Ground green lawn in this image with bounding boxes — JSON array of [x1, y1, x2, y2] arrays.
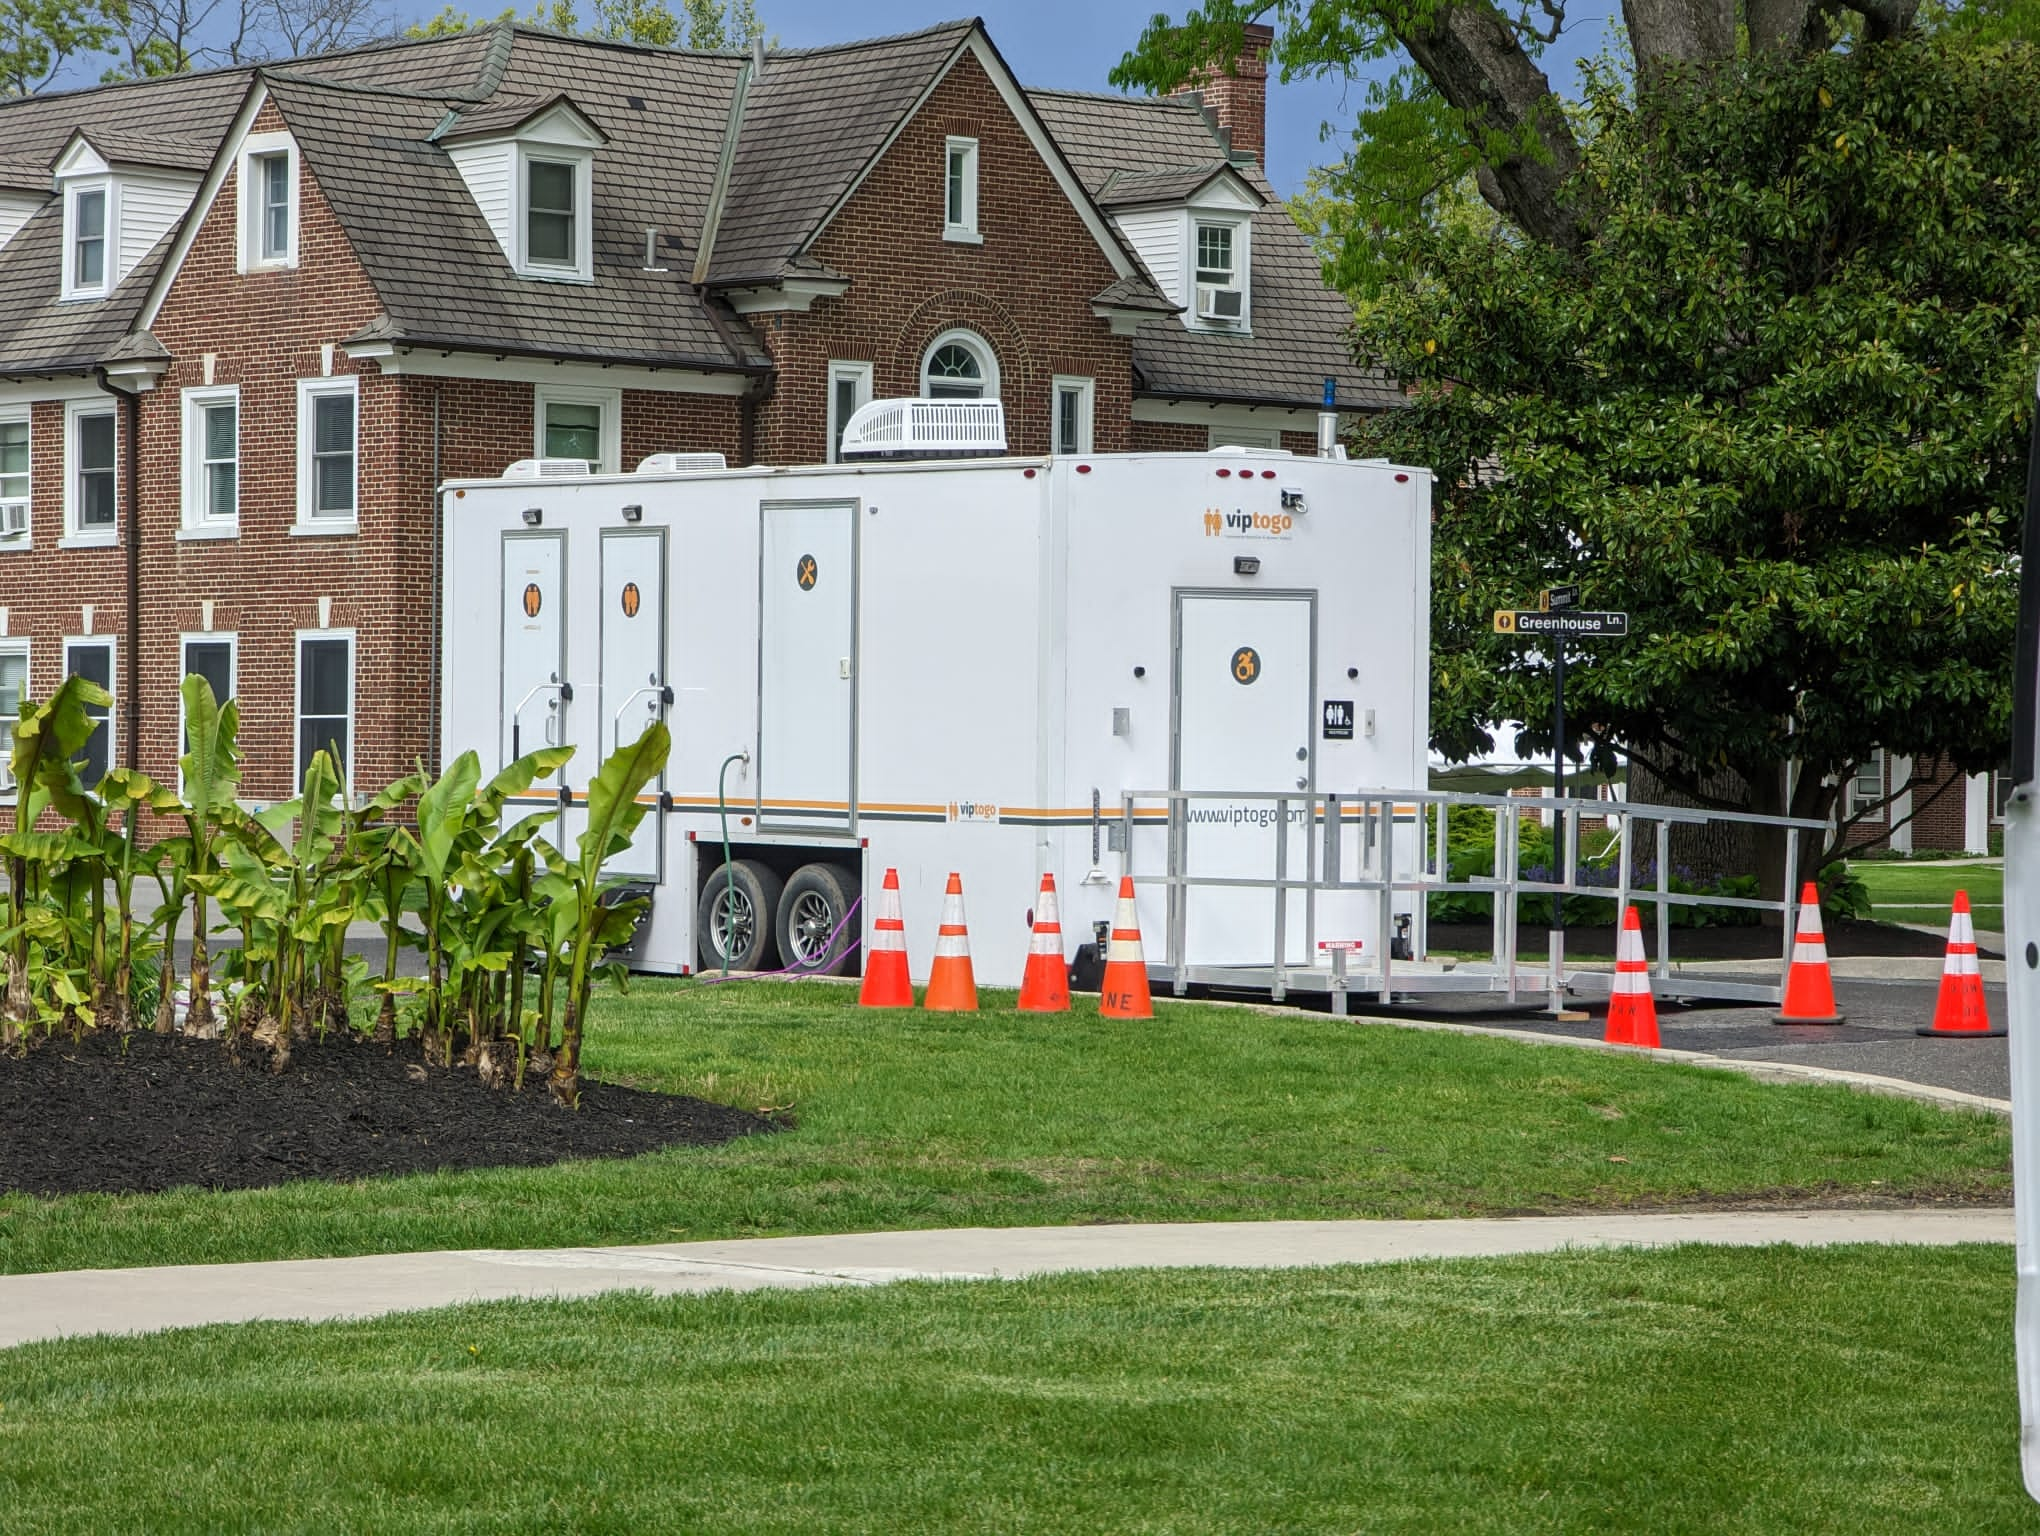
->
[[0, 1245, 2023, 1532], [1854, 859, 2003, 929], [0, 983, 2007, 1276]]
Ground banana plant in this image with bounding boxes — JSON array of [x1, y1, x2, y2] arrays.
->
[[98, 768, 183, 1033], [177, 676, 241, 1040], [0, 675, 109, 1047], [545, 721, 668, 1108], [347, 770, 428, 1048]]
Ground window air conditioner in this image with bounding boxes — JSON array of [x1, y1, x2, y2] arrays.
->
[[0, 502, 24, 538], [1196, 285, 1244, 322]]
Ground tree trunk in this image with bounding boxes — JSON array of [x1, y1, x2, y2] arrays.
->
[[1620, 0, 1735, 71], [1396, 2, 1587, 252]]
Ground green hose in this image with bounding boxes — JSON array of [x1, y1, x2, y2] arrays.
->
[[715, 750, 750, 976]]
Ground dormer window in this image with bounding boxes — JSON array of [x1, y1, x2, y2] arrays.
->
[[1190, 216, 1249, 330], [64, 183, 112, 300], [438, 96, 604, 286], [525, 158, 577, 269]]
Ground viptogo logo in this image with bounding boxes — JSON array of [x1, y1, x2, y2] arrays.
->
[[1203, 507, 1294, 539]]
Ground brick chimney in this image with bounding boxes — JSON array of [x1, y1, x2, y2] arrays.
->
[[1170, 22, 1272, 164]]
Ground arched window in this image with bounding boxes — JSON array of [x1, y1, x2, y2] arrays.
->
[[920, 329, 1000, 401]]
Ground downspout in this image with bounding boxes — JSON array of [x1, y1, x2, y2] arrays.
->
[[93, 367, 141, 772], [739, 372, 774, 468], [429, 379, 443, 769]]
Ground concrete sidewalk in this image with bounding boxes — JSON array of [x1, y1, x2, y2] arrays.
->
[[0, 1210, 2010, 1351]]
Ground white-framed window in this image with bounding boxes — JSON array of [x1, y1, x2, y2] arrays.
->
[[1994, 769, 2014, 822], [0, 410, 28, 545], [296, 376, 358, 528], [921, 329, 999, 401], [62, 637, 114, 789], [1848, 749, 1885, 815], [534, 384, 619, 473], [518, 149, 593, 282], [1189, 216, 1250, 330], [238, 132, 299, 271], [178, 634, 236, 786], [296, 629, 354, 788], [62, 182, 113, 300], [180, 385, 239, 531], [827, 361, 874, 463], [1052, 376, 1094, 456], [943, 136, 980, 243], [63, 399, 117, 543], [0, 641, 26, 794]]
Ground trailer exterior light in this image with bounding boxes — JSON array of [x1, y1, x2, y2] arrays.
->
[[521, 507, 543, 526], [621, 503, 644, 523], [1234, 556, 1261, 576], [1280, 487, 1306, 511]]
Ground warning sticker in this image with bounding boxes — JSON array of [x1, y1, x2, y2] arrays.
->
[[1231, 646, 1260, 685], [796, 554, 819, 590]]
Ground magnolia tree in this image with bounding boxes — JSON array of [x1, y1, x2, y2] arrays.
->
[[1349, 35, 2037, 885]]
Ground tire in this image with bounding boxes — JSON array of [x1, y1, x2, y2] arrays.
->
[[776, 864, 862, 977], [697, 859, 782, 973]]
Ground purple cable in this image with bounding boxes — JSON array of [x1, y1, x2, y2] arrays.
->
[[698, 893, 865, 985]]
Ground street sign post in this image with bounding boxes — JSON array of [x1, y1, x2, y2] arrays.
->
[[1492, 602, 1631, 1020]]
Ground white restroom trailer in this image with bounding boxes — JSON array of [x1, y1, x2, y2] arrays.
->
[[436, 417, 1433, 991]]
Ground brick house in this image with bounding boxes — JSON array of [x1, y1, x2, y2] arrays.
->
[[1838, 751, 2005, 855], [0, 19, 1385, 802]]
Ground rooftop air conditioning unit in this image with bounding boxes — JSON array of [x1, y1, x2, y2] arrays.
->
[[503, 458, 593, 479], [0, 501, 24, 538], [1196, 284, 1244, 323], [839, 398, 1007, 459], [635, 452, 728, 474]]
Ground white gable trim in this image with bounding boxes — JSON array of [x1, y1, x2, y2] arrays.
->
[[803, 27, 1137, 284], [1186, 171, 1262, 212], [51, 135, 111, 182], [137, 79, 272, 333]]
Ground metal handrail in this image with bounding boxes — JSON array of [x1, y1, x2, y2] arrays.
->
[[1116, 784, 1830, 1006]]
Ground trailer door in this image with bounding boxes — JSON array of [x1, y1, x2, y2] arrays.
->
[[500, 531, 567, 775], [601, 527, 667, 879], [759, 500, 856, 832], [1174, 590, 1315, 966]]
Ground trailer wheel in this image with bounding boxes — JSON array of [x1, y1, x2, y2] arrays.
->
[[776, 864, 862, 977], [698, 859, 782, 973]]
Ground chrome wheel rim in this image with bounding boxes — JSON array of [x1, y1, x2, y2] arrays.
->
[[712, 888, 755, 961], [789, 890, 836, 966]]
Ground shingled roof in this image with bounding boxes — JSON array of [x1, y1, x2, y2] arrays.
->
[[705, 21, 975, 286], [1030, 87, 1398, 413], [0, 22, 1385, 411], [269, 31, 766, 372], [0, 68, 251, 376]]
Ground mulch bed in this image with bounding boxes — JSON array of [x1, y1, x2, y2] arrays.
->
[[1428, 915, 1978, 961], [0, 1031, 776, 1199]]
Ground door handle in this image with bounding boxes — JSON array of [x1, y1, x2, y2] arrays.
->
[[839, 657, 852, 680]]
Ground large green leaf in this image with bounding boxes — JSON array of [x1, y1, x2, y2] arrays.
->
[[479, 747, 576, 816], [574, 722, 669, 878], [416, 752, 482, 883], [178, 678, 240, 829]]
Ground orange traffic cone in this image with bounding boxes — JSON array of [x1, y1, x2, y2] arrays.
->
[[1099, 876, 1153, 1019], [1919, 890, 2003, 1037], [922, 872, 978, 1013], [1604, 904, 1660, 1049], [1017, 873, 1071, 1013], [1774, 882, 1844, 1025], [858, 867, 914, 1008]]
